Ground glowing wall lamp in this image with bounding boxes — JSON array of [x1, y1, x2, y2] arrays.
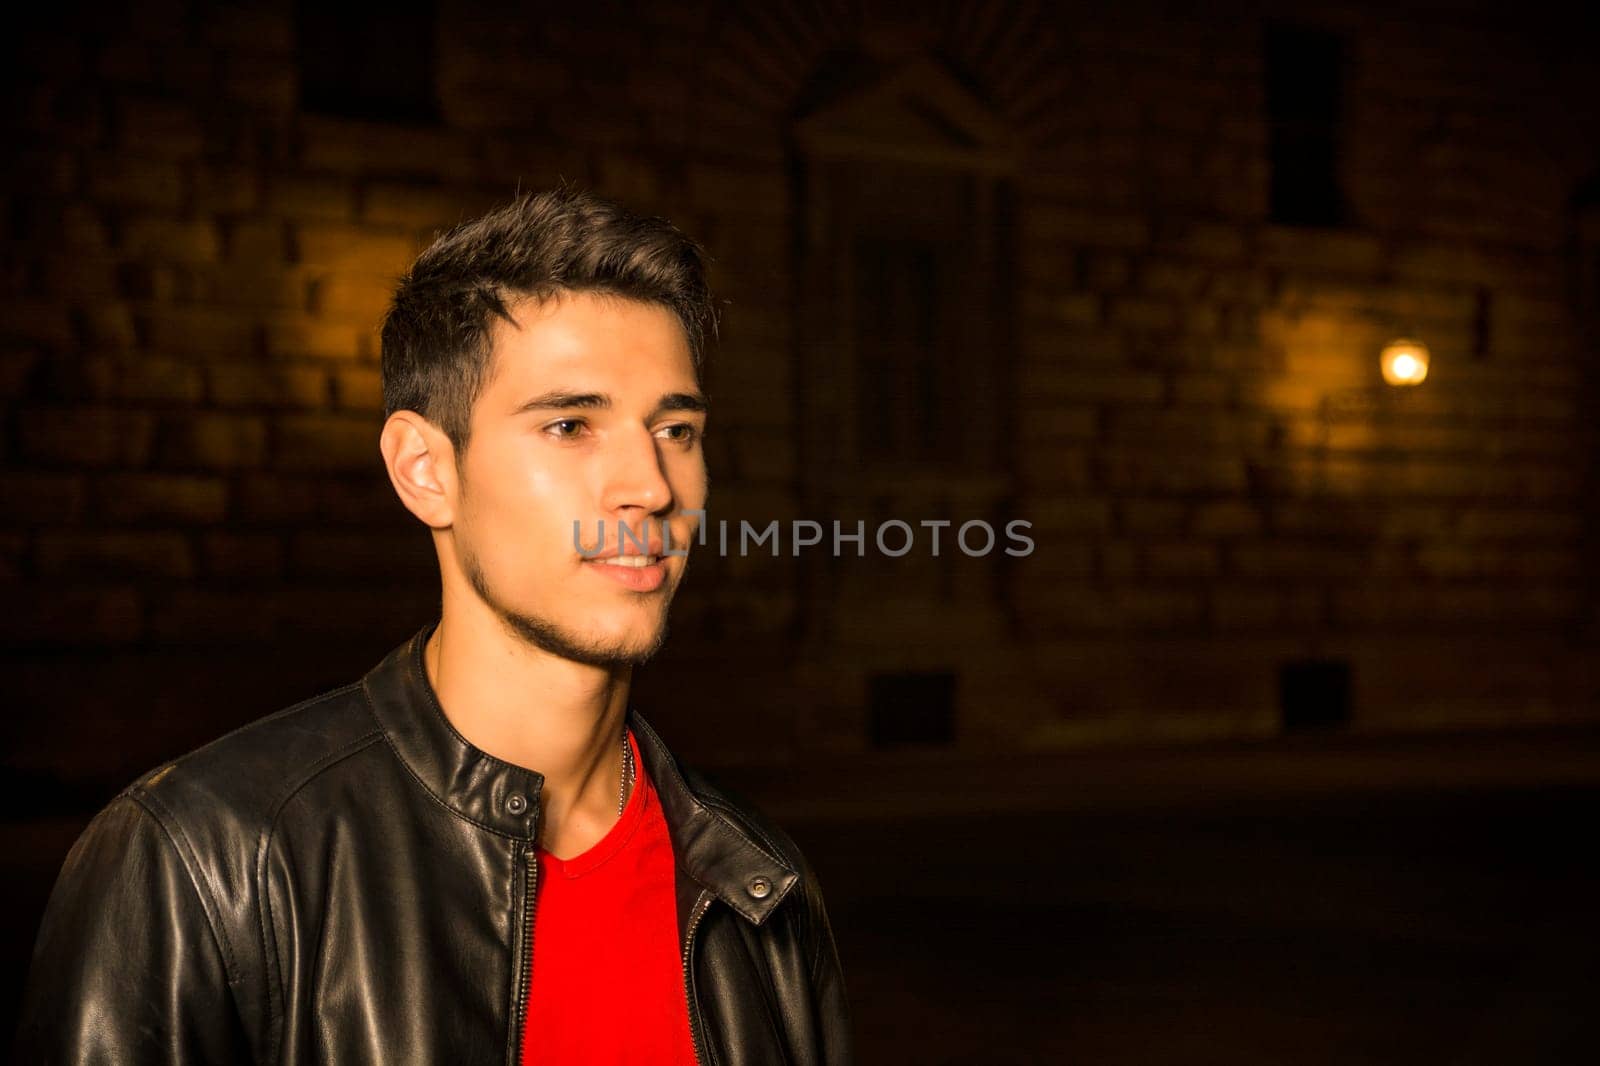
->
[[1380, 337, 1430, 386]]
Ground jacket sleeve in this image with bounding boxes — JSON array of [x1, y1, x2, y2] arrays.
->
[[12, 792, 252, 1065], [805, 869, 855, 1066]]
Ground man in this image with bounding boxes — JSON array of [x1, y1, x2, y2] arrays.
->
[[15, 186, 853, 1064]]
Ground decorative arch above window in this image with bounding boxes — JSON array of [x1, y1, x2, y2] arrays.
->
[[790, 54, 1019, 485]]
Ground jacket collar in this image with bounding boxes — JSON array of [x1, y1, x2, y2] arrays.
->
[[361, 619, 797, 925]]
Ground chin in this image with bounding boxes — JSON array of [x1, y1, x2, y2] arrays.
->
[[568, 609, 669, 657], [581, 637, 666, 669], [602, 626, 668, 661]]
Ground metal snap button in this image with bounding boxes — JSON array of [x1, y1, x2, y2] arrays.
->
[[747, 875, 771, 899], [506, 793, 527, 815]]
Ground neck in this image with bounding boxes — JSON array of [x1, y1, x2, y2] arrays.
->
[[422, 607, 632, 858]]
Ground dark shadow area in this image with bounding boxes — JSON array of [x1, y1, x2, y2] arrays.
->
[[777, 737, 1600, 1064]]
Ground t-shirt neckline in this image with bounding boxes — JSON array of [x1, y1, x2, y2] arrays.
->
[[535, 727, 651, 879]]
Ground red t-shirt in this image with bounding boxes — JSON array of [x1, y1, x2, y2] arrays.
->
[[520, 727, 700, 1065]]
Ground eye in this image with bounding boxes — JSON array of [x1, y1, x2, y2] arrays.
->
[[544, 417, 587, 440], [657, 422, 700, 444]]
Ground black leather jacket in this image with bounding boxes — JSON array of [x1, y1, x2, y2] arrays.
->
[[14, 620, 853, 1064]]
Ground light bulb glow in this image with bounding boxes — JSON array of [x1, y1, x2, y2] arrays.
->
[[1381, 338, 1430, 386]]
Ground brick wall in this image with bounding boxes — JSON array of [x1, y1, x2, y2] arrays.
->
[[1008, 3, 1600, 745], [2, 0, 1597, 793]]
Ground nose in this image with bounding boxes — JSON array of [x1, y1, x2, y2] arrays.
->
[[599, 425, 674, 525]]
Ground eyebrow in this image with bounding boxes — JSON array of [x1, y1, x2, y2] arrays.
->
[[511, 390, 709, 418]]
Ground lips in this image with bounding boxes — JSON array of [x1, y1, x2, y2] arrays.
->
[[582, 550, 667, 591], [581, 530, 666, 564], [576, 524, 678, 591], [589, 554, 661, 568]]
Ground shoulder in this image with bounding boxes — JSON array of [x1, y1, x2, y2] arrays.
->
[[122, 679, 385, 846], [679, 762, 824, 886], [25, 684, 381, 1059], [679, 763, 845, 982]]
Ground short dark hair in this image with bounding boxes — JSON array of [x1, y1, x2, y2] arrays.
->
[[381, 183, 717, 456]]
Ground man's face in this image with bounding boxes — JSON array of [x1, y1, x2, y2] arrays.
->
[[450, 290, 707, 668]]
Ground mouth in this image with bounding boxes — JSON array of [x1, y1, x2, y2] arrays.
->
[[588, 553, 662, 569], [582, 551, 669, 592]]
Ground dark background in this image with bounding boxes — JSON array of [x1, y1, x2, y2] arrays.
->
[[4, 1, 1600, 1061]]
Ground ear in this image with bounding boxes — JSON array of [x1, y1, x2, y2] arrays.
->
[[380, 411, 457, 529]]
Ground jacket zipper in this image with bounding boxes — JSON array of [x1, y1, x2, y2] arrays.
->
[[682, 888, 713, 1066], [520, 840, 710, 1065], [514, 841, 538, 1066]]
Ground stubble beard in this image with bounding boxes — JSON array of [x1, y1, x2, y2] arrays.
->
[[460, 543, 675, 669]]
